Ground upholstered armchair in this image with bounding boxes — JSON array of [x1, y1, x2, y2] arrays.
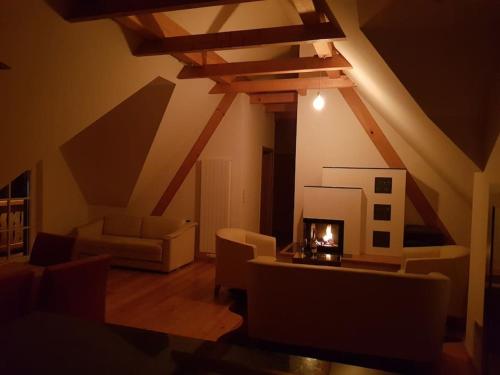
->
[[401, 245, 470, 318], [214, 228, 276, 294]]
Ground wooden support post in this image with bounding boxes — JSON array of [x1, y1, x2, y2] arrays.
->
[[151, 93, 237, 216], [339, 87, 455, 245]]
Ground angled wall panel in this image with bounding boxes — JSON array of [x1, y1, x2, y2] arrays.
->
[[61, 77, 175, 207]]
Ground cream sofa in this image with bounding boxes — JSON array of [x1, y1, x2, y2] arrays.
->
[[215, 228, 276, 294], [247, 257, 450, 363], [74, 215, 196, 273], [401, 245, 469, 318]]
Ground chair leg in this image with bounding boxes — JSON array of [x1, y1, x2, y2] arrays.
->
[[214, 284, 221, 297]]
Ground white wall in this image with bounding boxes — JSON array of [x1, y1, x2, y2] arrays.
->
[[294, 88, 386, 240], [294, 83, 471, 245], [1, 1, 273, 236], [464, 135, 500, 367], [90, 93, 274, 232], [465, 173, 492, 367]]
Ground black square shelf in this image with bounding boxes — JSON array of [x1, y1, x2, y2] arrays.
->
[[374, 204, 391, 221], [374, 177, 392, 194], [373, 231, 391, 248]]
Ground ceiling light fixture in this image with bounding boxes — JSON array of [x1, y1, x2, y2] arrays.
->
[[313, 72, 325, 111]]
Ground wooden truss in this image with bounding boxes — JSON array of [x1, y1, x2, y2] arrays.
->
[[62, 0, 454, 242]]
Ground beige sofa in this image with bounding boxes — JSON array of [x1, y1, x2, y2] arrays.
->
[[74, 215, 196, 273], [247, 257, 450, 363], [401, 245, 469, 318], [215, 228, 276, 294]]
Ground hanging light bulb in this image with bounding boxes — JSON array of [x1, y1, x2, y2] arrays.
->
[[313, 72, 325, 111], [313, 93, 325, 111]]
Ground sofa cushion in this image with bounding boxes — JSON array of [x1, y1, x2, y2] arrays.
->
[[141, 217, 184, 239], [103, 215, 142, 238], [75, 235, 163, 262]]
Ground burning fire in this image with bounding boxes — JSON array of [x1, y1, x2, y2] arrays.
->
[[323, 224, 333, 242]]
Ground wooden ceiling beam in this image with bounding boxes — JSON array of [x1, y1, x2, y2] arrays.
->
[[65, 0, 263, 22], [291, 0, 348, 80], [265, 103, 297, 113], [313, 0, 343, 30], [135, 23, 345, 55], [209, 76, 354, 94], [290, 0, 340, 58], [249, 92, 297, 104], [114, 14, 233, 83], [178, 55, 351, 79]]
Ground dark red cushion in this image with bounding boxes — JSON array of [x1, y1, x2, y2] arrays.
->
[[29, 232, 76, 267], [0, 269, 34, 322], [38, 255, 111, 322]]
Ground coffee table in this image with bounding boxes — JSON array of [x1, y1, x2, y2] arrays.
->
[[292, 251, 341, 267], [282, 242, 401, 272]]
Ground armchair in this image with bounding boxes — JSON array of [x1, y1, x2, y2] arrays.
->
[[214, 228, 276, 294], [401, 245, 470, 318], [38, 255, 111, 322]]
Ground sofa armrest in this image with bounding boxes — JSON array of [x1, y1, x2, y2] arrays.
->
[[163, 222, 197, 240], [246, 232, 276, 257], [161, 222, 197, 271], [402, 257, 441, 274], [402, 246, 442, 262], [76, 219, 103, 237]]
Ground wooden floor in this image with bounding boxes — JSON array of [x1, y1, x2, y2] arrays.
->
[[106, 259, 241, 341], [105, 259, 477, 374]]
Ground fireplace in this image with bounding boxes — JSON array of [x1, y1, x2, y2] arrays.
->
[[303, 218, 344, 255]]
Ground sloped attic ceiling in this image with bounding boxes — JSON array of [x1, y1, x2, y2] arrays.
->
[[357, 0, 500, 169]]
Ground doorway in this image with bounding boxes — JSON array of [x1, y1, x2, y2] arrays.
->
[[259, 147, 274, 235]]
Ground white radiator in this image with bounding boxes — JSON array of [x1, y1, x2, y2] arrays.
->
[[199, 159, 231, 254]]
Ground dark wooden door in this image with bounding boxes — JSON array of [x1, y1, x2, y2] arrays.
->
[[260, 148, 274, 235]]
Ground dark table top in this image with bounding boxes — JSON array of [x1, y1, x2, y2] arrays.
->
[[0, 312, 395, 374]]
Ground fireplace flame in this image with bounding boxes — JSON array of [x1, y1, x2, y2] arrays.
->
[[323, 224, 333, 242]]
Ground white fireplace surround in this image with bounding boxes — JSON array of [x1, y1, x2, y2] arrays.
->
[[303, 167, 406, 256], [303, 186, 365, 255]]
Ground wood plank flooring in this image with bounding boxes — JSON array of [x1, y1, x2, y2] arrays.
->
[[105, 259, 477, 374], [106, 259, 242, 341]]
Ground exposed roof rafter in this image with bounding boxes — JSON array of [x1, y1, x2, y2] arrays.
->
[[290, 0, 342, 58]]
